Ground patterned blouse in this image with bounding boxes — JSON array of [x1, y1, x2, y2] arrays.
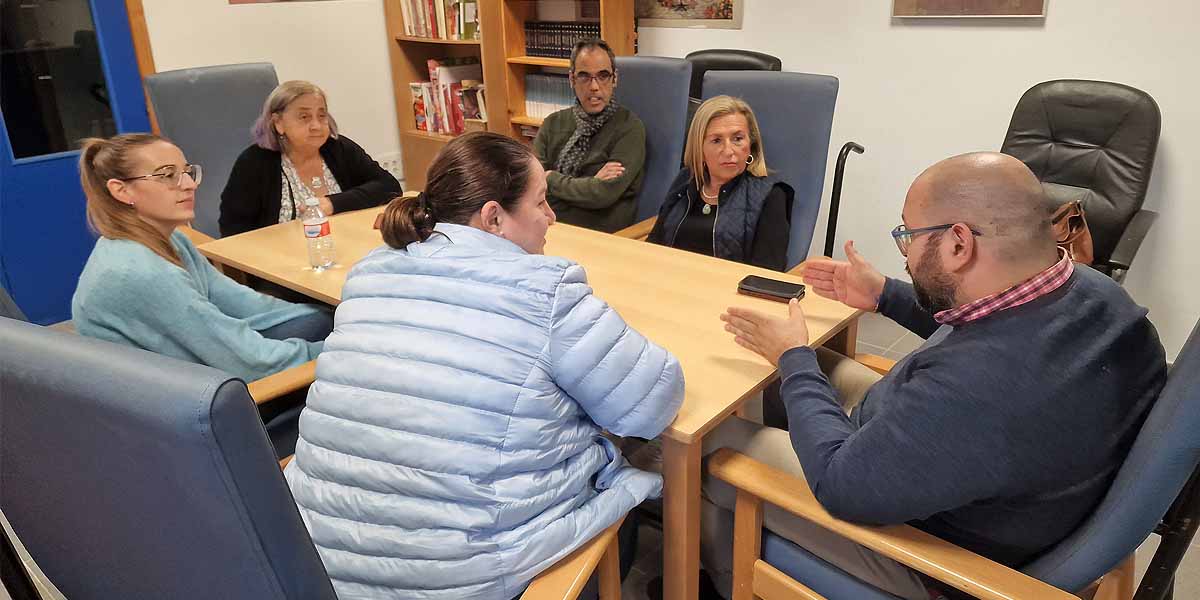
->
[[279, 155, 343, 223]]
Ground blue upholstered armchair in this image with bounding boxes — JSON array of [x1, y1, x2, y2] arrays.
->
[[144, 63, 280, 238], [709, 319, 1200, 600]]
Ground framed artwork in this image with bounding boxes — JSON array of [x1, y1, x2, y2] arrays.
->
[[636, 0, 743, 30], [229, 0, 341, 4], [893, 0, 1046, 17]]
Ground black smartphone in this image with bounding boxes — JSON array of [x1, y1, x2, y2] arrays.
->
[[737, 275, 806, 303]]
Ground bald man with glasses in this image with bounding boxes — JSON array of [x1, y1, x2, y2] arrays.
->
[[699, 152, 1167, 599]]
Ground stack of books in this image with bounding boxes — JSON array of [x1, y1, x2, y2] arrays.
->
[[524, 22, 601, 58], [410, 57, 484, 135], [399, 0, 480, 41], [523, 74, 573, 120]]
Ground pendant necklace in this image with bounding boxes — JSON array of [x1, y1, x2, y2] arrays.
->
[[700, 187, 719, 215]]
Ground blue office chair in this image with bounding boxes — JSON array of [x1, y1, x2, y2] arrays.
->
[[0, 319, 634, 599], [0, 284, 25, 321], [614, 56, 692, 222], [703, 71, 839, 269], [712, 318, 1200, 600], [0, 318, 336, 600], [144, 63, 280, 238]]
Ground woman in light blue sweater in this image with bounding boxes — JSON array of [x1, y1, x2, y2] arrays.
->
[[72, 133, 331, 456]]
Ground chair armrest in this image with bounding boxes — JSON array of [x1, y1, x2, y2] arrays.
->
[[1107, 209, 1157, 271], [707, 449, 1080, 600], [614, 217, 657, 241], [521, 517, 624, 600], [247, 360, 316, 405], [178, 225, 215, 246], [855, 353, 896, 376]]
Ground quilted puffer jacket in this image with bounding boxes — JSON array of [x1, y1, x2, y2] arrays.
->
[[285, 223, 684, 599]]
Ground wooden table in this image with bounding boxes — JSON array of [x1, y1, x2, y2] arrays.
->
[[199, 207, 862, 600]]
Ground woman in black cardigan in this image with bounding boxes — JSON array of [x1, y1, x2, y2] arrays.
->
[[219, 80, 402, 237]]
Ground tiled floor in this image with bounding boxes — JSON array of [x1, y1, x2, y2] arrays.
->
[[617, 312, 1200, 599]]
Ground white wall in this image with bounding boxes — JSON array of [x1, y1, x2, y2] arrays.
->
[[641, 0, 1200, 360], [141, 0, 403, 177]]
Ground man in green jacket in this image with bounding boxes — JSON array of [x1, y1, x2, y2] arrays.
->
[[534, 38, 646, 233]]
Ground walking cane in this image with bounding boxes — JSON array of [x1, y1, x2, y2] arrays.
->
[[824, 142, 865, 258]]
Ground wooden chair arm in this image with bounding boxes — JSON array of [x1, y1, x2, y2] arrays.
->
[[178, 224, 215, 246], [854, 353, 896, 376], [707, 449, 1080, 600], [521, 516, 624, 600], [613, 217, 656, 241], [247, 360, 317, 406]]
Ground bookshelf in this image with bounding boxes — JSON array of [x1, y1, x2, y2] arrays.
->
[[480, 0, 634, 138], [385, 1, 634, 188]]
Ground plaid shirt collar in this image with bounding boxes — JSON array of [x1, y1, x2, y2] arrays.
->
[[934, 249, 1074, 327]]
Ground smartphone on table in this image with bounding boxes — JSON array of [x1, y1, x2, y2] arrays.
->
[[736, 275, 806, 303]]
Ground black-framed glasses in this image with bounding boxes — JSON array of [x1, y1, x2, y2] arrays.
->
[[572, 70, 614, 86], [119, 164, 202, 188], [891, 223, 982, 257]]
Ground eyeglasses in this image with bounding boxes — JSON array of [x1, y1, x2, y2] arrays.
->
[[119, 164, 202, 188], [891, 223, 982, 257], [572, 70, 614, 86]]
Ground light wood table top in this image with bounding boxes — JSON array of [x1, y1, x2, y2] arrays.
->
[[198, 207, 861, 444]]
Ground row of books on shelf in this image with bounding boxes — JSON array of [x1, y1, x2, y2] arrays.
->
[[523, 74, 572, 120], [524, 21, 602, 59], [399, 0, 479, 41], [411, 58, 485, 135]]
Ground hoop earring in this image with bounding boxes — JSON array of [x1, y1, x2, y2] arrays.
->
[[746, 154, 754, 165]]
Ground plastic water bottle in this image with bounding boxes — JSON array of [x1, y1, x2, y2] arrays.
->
[[301, 197, 336, 271]]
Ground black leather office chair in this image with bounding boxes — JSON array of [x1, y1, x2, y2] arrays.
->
[[682, 49, 782, 141], [1001, 80, 1161, 283]]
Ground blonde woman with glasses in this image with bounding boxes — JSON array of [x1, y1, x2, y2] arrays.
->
[[72, 133, 331, 457]]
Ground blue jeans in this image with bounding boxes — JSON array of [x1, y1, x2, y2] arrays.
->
[[257, 306, 333, 458]]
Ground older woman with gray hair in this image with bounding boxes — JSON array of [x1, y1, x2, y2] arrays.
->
[[219, 80, 401, 237]]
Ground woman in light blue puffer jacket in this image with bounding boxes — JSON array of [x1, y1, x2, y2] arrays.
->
[[284, 132, 684, 599]]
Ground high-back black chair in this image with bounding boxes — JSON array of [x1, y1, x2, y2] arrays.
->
[[682, 49, 782, 140], [1001, 79, 1161, 283]]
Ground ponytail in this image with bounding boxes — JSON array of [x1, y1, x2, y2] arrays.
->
[[377, 132, 535, 250], [79, 134, 183, 268], [379, 193, 437, 248]]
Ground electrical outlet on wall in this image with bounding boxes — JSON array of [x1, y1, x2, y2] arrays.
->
[[376, 152, 405, 187]]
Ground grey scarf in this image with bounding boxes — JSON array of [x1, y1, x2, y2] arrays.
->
[[555, 100, 619, 177]]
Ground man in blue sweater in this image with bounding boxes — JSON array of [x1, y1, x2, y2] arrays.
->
[[702, 152, 1166, 599]]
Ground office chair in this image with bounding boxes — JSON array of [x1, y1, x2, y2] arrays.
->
[[0, 284, 25, 321], [703, 71, 839, 269], [1001, 80, 1161, 283], [710, 317, 1200, 600], [144, 63, 280, 238], [614, 56, 692, 222], [683, 49, 782, 137], [0, 318, 626, 600]]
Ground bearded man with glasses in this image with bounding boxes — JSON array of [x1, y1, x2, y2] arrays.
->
[[533, 38, 647, 233], [699, 152, 1166, 599]]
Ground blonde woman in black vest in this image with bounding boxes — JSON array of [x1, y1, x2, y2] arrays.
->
[[648, 95, 794, 271]]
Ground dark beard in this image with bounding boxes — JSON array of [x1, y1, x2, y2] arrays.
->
[[907, 240, 958, 314]]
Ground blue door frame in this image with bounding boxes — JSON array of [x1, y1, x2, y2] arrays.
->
[[0, 0, 151, 324]]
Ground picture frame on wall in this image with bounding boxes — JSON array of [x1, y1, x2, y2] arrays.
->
[[635, 0, 743, 30], [893, 0, 1046, 17]]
